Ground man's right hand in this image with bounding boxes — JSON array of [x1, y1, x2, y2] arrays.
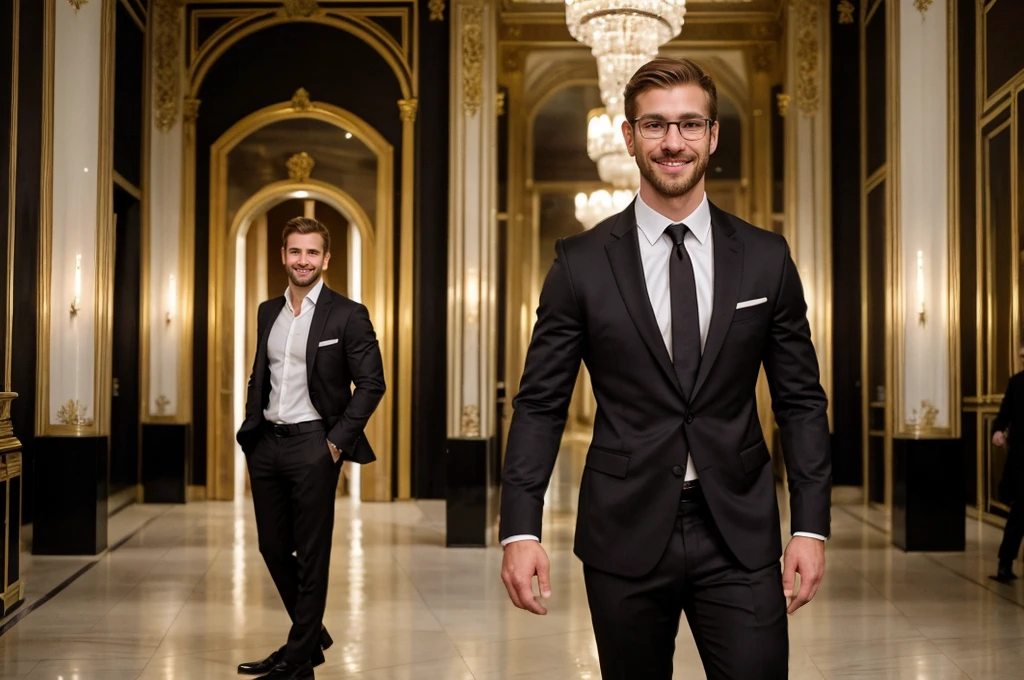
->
[[501, 540, 551, 615], [994, 431, 1007, 448]]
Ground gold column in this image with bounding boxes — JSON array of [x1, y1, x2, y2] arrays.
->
[[499, 48, 525, 453], [783, 0, 833, 424], [0, 0, 24, 617], [448, 0, 499, 442], [397, 97, 417, 500], [891, 0, 958, 440], [36, 0, 117, 438]]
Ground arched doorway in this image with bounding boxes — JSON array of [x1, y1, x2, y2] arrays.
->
[[206, 99, 396, 502]]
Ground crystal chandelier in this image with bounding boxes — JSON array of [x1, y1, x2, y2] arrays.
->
[[575, 189, 634, 229], [565, 0, 687, 115], [587, 108, 639, 189]]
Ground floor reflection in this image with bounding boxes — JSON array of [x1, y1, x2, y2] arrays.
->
[[0, 444, 1023, 678]]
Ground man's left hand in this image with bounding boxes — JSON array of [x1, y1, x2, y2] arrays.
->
[[327, 440, 342, 463], [782, 536, 825, 614]]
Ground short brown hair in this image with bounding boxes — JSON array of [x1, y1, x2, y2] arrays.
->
[[282, 216, 330, 253], [623, 57, 718, 124]]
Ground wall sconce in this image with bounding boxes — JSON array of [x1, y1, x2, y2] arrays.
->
[[70, 253, 82, 316], [465, 267, 479, 325], [166, 274, 176, 324], [916, 250, 926, 326]]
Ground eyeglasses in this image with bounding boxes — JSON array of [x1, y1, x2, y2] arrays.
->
[[632, 118, 715, 141]]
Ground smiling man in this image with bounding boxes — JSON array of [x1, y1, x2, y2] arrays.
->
[[499, 58, 832, 679], [235, 216, 385, 680]]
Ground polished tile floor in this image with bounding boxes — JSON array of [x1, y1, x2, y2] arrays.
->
[[1, 443, 1023, 679]]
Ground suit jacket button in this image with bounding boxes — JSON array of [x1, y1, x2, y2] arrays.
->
[[672, 465, 684, 477], [685, 414, 694, 424]]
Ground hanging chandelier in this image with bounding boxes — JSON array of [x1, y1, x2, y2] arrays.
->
[[575, 189, 634, 230], [565, 0, 687, 115], [587, 108, 639, 189]]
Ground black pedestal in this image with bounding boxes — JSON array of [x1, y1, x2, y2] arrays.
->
[[32, 436, 108, 555], [141, 423, 189, 503], [892, 437, 965, 551], [445, 436, 499, 547]]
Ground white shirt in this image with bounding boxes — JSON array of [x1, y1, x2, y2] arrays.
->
[[263, 278, 324, 425], [503, 193, 825, 545], [635, 191, 713, 482]]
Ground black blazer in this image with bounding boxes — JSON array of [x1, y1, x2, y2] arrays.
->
[[499, 200, 832, 577], [235, 284, 386, 465], [993, 371, 1024, 501]]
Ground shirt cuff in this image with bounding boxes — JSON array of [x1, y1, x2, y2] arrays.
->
[[501, 534, 540, 546], [793, 531, 827, 541]]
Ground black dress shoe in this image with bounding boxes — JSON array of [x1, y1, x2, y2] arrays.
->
[[994, 559, 1018, 581], [255, 660, 314, 680], [238, 650, 282, 675], [239, 627, 332, 674]]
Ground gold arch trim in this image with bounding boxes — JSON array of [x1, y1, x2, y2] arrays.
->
[[207, 100, 396, 503], [187, 10, 414, 100]]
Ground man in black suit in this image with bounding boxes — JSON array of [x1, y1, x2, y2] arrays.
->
[[991, 347, 1024, 582], [499, 58, 831, 679], [235, 216, 385, 680]]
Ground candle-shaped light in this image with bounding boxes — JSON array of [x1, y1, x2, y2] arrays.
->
[[916, 249, 926, 326], [70, 253, 82, 316], [166, 274, 176, 324]]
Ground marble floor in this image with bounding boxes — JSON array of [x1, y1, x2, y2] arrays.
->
[[1, 443, 1023, 679]]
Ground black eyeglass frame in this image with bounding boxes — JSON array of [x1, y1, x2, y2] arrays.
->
[[629, 117, 717, 140]]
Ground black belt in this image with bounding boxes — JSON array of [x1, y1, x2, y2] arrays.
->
[[266, 420, 324, 437], [680, 479, 703, 503]]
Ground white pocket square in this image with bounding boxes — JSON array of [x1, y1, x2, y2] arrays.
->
[[318, 338, 339, 348], [736, 297, 768, 310]]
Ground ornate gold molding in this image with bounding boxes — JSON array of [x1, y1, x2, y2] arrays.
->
[[496, 91, 506, 116], [777, 92, 791, 117], [837, 0, 854, 24], [0, 394, 20, 454], [155, 394, 170, 415], [68, 0, 89, 9], [56, 399, 93, 427], [291, 87, 312, 111], [793, 0, 820, 117], [183, 97, 200, 123], [461, 405, 480, 437], [429, 0, 445, 21], [462, 0, 484, 116], [286, 152, 315, 181], [398, 98, 418, 122], [913, 0, 933, 14], [281, 0, 321, 18], [153, 0, 181, 132], [752, 44, 772, 73]]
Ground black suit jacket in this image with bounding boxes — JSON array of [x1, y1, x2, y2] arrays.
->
[[993, 371, 1024, 501], [235, 284, 386, 465], [499, 200, 832, 577]]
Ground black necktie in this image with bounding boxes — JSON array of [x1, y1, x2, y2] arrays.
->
[[665, 222, 701, 398]]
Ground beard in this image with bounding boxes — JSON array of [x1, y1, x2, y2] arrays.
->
[[636, 147, 710, 199], [287, 263, 322, 288]]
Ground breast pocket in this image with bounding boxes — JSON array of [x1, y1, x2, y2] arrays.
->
[[731, 298, 772, 325]]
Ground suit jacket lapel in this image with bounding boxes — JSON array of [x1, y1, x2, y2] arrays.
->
[[305, 286, 333, 384], [606, 202, 684, 398], [691, 203, 743, 402]]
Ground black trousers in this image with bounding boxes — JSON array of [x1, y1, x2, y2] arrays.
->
[[999, 500, 1024, 562], [583, 489, 788, 680], [248, 424, 342, 664]]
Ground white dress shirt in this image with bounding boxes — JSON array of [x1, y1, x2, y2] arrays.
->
[[502, 195, 824, 545], [263, 278, 324, 425]]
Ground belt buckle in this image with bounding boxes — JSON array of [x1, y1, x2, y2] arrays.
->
[[274, 424, 287, 437]]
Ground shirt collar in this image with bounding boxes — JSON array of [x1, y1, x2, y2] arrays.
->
[[634, 191, 712, 247], [284, 277, 324, 312]]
